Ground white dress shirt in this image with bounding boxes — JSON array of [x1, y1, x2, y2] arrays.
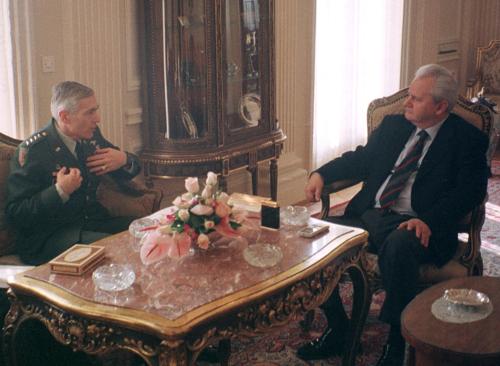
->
[[374, 119, 446, 216]]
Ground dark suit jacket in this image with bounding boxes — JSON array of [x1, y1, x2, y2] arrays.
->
[[316, 113, 489, 265], [5, 119, 141, 262]]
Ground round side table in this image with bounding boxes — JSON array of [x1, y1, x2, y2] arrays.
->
[[401, 276, 500, 366]]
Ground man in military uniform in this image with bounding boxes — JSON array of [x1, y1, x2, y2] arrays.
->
[[5, 81, 141, 265]]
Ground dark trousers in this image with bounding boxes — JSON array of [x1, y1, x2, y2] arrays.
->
[[27, 215, 136, 265], [322, 209, 434, 327]]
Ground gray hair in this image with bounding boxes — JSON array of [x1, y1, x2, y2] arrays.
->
[[414, 64, 458, 112], [50, 81, 94, 120]]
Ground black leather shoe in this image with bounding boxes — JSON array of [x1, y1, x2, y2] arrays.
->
[[297, 328, 345, 361], [375, 343, 404, 366]]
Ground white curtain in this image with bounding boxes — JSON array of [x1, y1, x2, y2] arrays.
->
[[0, 0, 15, 136], [313, 0, 404, 168]]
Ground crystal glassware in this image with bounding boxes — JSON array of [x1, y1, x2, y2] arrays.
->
[[128, 217, 157, 252], [92, 263, 136, 292], [281, 205, 310, 226]]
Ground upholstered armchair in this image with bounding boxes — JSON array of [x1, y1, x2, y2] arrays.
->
[[0, 132, 163, 267], [467, 40, 500, 108], [319, 89, 494, 292]]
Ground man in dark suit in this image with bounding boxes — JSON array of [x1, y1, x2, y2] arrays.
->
[[5, 81, 141, 265], [297, 64, 489, 366]]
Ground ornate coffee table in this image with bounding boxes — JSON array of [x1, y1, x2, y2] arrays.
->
[[3, 217, 369, 366]]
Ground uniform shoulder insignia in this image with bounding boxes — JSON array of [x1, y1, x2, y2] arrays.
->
[[22, 131, 48, 148]]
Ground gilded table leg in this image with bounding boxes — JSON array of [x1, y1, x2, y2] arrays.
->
[[158, 340, 188, 366], [342, 262, 370, 366], [2, 290, 22, 366]]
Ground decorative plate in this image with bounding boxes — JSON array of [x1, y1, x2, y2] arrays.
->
[[443, 288, 490, 307], [181, 108, 198, 138], [239, 93, 261, 127]]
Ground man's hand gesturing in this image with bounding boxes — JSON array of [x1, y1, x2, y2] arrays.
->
[[56, 167, 82, 195]]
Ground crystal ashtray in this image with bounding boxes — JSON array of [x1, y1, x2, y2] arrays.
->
[[92, 264, 135, 292], [243, 243, 283, 268], [281, 205, 310, 226], [129, 217, 157, 238], [443, 288, 490, 307]]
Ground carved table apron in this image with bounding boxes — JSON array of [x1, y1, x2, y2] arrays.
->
[[3, 218, 369, 366]]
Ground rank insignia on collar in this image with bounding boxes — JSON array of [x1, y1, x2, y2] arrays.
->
[[18, 147, 27, 167]]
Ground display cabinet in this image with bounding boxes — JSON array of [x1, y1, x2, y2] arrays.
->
[[141, 0, 285, 200]]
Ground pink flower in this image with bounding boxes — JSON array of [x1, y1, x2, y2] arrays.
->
[[140, 231, 174, 265], [215, 201, 232, 218], [197, 233, 210, 249], [206, 172, 218, 186], [167, 232, 192, 258], [172, 196, 191, 209], [214, 217, 240, 238], [190, 204, 214, 216], [185, 177, 200, 194], [140, 231, 193, 264]]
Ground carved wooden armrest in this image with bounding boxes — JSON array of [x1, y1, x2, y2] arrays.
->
[[458, 196, 487, 265], [320, 179, 362, 219]]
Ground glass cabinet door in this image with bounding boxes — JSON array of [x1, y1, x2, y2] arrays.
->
[[159, 0, 216, 145], [223, 0, 262, 131], [221, 0, 272, 141]]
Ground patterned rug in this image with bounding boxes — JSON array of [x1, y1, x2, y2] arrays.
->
[[483, 160, 500, 277], [197, 161, 500, 366]]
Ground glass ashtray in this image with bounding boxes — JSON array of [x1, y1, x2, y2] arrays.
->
[[129, 218, 157, 251], [243, 243, 283, 268], [93, 264, 135, 292], [281, 205, 310, 226], [129, 217, 157, 238], [443, 288, 490, 307]]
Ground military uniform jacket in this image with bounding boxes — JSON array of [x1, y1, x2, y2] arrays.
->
[[5, 119, 141, 260]]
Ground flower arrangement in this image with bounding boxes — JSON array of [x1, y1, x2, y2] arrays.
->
[[139, 172, 244, 264]]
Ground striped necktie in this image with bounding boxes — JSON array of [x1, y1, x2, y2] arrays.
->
[[378, 130, 429, 209]]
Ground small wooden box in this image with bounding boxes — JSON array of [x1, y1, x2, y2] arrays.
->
[[49, 244, 105, 275]]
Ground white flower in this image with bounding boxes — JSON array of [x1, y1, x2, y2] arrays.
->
[[185, 177, 200, 194], [206, 172, 218, 186], [178, 209, 190, 222], [197, 233, 210, 249], [204, 220, 215, 229], [201, 185, 213, 199], [172, 196, 191, 209], [190, 204, 214, 216], [217, 192, 230, 204], [181, 192, 193, 201]]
